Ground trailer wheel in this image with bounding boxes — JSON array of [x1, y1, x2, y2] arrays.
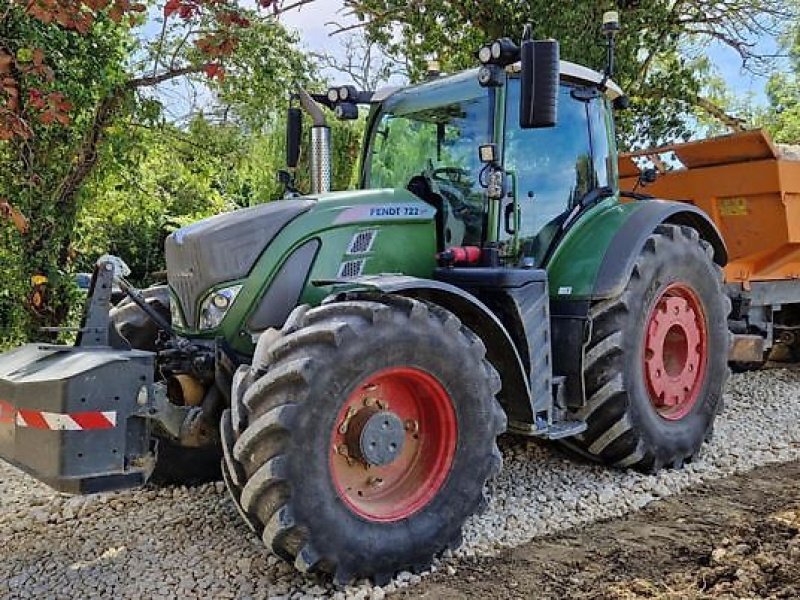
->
[[566, 224, 730, 472], [223, 297, 505, 584], [111, 287, 222, 485]]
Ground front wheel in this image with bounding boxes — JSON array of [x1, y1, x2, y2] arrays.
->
[[565, 224, 731, 472], [222, 296, 505, 584]]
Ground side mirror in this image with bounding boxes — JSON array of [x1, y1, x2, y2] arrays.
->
[[519, 40, 559, 129], [640, 167, 658, 186], [286, 107, 303, 169]]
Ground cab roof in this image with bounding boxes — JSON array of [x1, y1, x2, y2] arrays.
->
[[374, 60, 624, 108]]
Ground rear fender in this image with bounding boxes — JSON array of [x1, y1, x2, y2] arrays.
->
[[547, 198, 727, 303], [321, 276, 535, 426], [593, 200, 728, 299]]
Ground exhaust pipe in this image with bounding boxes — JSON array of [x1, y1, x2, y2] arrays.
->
[[297, 87, 332, 194]]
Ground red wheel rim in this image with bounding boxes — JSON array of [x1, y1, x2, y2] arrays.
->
[[329, 367, 457, 522], [643, 282, 708, 421]]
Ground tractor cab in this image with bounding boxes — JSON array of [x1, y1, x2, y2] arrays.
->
[[290, 32, 625, 274], [355, 62, 624, 269]]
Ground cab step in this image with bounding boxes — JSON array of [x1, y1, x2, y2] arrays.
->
[[508, 418, 587, 440], [542, 420, 587, 440]]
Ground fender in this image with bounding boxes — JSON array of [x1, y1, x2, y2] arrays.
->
[[318, 275, 536, 426], [548, 199, 728, 409], [547, 198, 727, 303], [593, 199, 728, 299]]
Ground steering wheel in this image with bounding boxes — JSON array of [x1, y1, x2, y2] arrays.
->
[[431, 166, 472, 186]]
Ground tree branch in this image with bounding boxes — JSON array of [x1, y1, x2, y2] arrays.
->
[[694, 96, 748, 132], [274, 0, 317, 16], [127, 65, 203, 89]]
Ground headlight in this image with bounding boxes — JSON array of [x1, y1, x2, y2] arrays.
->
[[198, 285, 242, 330]]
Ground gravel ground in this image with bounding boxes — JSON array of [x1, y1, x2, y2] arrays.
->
[[1, 368, 799, 599]]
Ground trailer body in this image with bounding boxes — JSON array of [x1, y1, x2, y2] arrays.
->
[[619, 130, 800, 360]]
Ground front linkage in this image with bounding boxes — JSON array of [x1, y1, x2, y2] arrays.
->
[[0, 259, 231, 493]]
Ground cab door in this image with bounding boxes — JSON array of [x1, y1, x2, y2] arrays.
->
[[501, 78, 613, 267]]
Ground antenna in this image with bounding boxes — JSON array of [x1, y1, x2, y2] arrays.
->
[[522, 23, 533, 42], [601, 11, 620, 78]]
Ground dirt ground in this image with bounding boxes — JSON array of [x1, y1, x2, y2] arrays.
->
[[402, 461, 800, 600]]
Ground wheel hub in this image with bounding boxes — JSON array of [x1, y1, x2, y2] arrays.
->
[[643, 283, 708, 420], [349, 410, 406, 467], [329, 366, 457, 522]]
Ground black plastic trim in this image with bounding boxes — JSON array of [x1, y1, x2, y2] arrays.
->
[[247, 239, 320, 332], [550, 300, 591, 408], [435, 267, 547, 288]]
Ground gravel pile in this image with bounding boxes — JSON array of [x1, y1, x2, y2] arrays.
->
[[1, 368, 799, 599]]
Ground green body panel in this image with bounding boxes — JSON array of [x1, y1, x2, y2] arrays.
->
[[544, 197, 640, 300], [181, 188, 437, 355]]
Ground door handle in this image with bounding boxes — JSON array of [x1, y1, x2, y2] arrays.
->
[[504, 202, 516, 235]]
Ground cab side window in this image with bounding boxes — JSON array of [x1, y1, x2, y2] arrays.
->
[[504, 81, 607, 265]]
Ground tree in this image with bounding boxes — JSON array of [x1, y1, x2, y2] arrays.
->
[[761, 14, 800, 143], [313, 32, 408, 90], [335, 0, 794, 147], [0, 0, 309, 340]]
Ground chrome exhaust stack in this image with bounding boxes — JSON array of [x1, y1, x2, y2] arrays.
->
[[297, 87, 332, 194]]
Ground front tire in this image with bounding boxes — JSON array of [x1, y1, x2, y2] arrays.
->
[[222, 296, 505, 584], [566, 224, 730, 472]]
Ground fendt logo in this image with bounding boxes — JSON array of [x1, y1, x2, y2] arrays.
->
[[335, 203, 435, 225]]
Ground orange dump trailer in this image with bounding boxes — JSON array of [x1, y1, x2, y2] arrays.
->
[[619, 130, 800, 364]]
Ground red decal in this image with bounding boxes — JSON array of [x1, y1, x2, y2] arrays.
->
[[17, 409, 48, 429], [0, 400, 14, 425], [71, 412, 115, 430]]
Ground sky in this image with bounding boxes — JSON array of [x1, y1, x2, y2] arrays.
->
[[280, 1, 346, 52]]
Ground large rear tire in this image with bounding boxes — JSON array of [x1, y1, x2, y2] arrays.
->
[[110, 286, 222, 485], [565, 224, 730, 472], [222, 296, 505, 584]]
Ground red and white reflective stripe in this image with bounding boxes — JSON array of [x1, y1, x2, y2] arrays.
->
[[0, 400, 14, 425], [0, 400, 116, 430]]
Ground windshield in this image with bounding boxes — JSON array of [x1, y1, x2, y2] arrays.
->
[[367, 94, 491, 246]]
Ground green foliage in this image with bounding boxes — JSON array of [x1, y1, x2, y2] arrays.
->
[[74, 113, 364, 290], [347, 0, 792, 147], [761, 16, 800, 143], [0, 3, 336, 346], [0, 10, 132, 343]]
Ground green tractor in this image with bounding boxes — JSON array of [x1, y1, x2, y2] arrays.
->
[[0, 17, 730, 584]]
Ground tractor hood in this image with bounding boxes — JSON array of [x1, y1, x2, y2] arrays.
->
[[166, 199, 315, 328], [165, 188, 436, 330]]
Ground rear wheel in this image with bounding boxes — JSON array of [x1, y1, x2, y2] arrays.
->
[[222, 296, 505, 584], [565, 224, 730, 472]]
